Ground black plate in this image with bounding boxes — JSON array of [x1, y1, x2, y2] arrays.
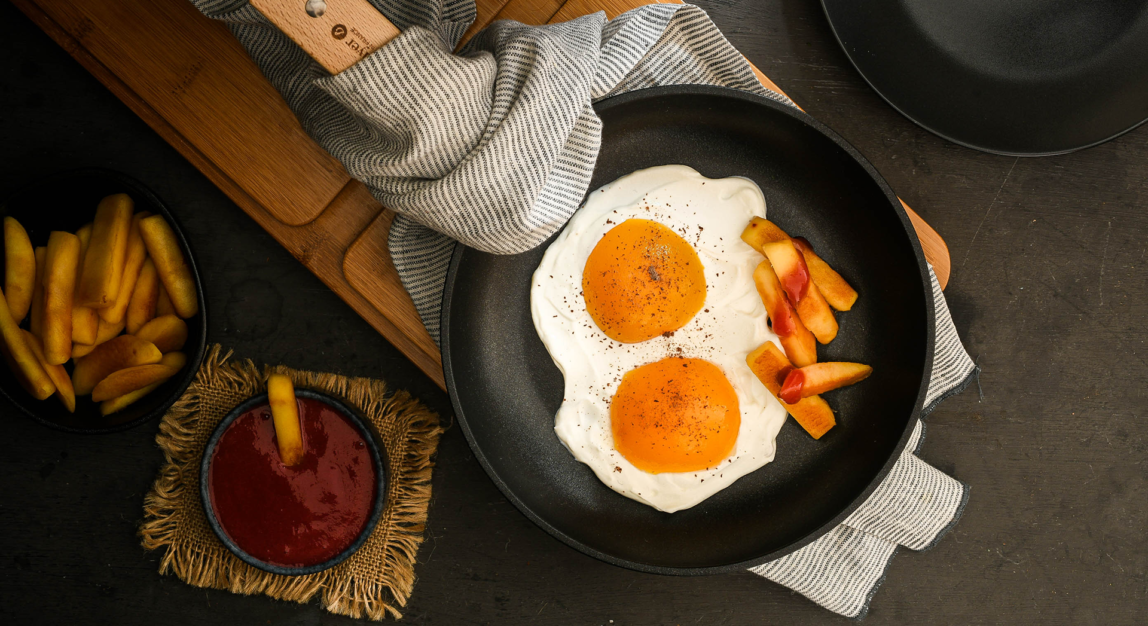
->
[[200, 389, 388, 576], [822, 0, 1148, 155], [0, 169, 207, 433], [441, 85, 935, 574]]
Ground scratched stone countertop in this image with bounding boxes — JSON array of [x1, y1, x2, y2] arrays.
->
[[1, 1, 1145, 624]]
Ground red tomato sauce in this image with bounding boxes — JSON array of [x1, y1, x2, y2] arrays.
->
[[208, 397, 376, 567]]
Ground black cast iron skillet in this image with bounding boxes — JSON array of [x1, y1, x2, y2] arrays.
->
[[821, 0, 1148, 155], [441, 85, 935, 574]]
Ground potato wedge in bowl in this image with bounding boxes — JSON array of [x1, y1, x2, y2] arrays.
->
[[0, 169, 205, 433]]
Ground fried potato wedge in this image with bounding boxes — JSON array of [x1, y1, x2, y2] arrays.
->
[[23, 330, 74, 412], [71, 307, 99, 345], [99, 211, 150, 324], [746, 341, 835, 439], [91, 362, 179, 402], [158, 351, 187, 371], [126, 259, 159, 335], [155, 284, 175, 318], [0, 289, 54, 400], [268, 373, 304, 466], [29, 247, 46, 338], [133, 315, 187, 353], [71, 224, 100, 345], [77, 194, 133, 309], [99, 382, 159, 416], [75, 223, 92, 248], [98, 351, 187, 416], [43, 231, 81, 364], [99, 381, 161, 416], [4, 216, 35, 323], [72, 317, 126, 359], [138, 216, 197, 319], [71, 334, 162, 396]]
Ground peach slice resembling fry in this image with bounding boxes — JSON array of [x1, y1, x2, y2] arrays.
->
[[99, 211, 150, 324], [43, 231, 82, 364], [752, 261, 817, 366], [780, 320, 817, 368], [747, 340, 793, 390], [761, 239, 811, 305], [267, 373, 304, 466], [740, 217, 790, 253], [753, 260, 798, 337], [792, 237, 858, 312], [71, 334, 162, 396], [795, 281, 838, 344], [4, 216, 36, 323], [133, 315, 187, 353], [126, 259, 159, 335], [22, 330, 75, 412], [138, 216, 197, 319], [779, 361, 873, 404], [98, 351, 186, 416], [745, 341, 836, 439], [77, 194, 133, 310], [0, 287, 55, 400]]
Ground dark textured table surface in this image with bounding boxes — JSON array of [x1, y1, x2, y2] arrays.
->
[[2, 1, 1145, 624]]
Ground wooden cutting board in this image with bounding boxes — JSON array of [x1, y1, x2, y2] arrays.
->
[[12, 0, 951, 390]]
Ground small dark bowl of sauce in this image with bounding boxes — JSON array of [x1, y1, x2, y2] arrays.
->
[[200, 388, 386, 575]]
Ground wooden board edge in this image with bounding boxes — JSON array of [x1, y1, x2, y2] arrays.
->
[[337, 197, 443, 368], [902, 201, 951, 290], [11, 0, 221, 195], [13, 0, 446, 387], [459, 0, 513, 47]]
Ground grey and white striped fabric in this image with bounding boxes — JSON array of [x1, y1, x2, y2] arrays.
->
[[191, 0, 977, 618]]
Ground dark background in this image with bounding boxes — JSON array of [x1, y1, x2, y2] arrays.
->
[[1, 0, 1145, 623]]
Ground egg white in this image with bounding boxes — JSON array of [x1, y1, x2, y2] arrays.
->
[[531, 165, 788, 513]]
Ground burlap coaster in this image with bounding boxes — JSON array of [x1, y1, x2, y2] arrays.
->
[[139, 345, 442, 620]]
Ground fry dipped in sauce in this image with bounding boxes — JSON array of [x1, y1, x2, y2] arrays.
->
[[267, 374, 304, 466]]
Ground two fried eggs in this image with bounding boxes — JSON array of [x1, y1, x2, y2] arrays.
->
[[531, 165, 787, 513]]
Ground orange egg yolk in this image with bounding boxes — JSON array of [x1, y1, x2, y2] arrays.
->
[[582, 219, 706, 343], [610, 357, 740, 474]]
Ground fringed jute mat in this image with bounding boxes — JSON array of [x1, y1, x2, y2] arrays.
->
[[139, 345, 442, 619]]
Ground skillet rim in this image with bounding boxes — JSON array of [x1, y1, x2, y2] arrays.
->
[[441, 84, 936, 575], [819, 0, 1148, 156]]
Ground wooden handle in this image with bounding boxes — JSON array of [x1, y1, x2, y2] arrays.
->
[[250, 0, 401, 74], [901, 200, 951, 289]]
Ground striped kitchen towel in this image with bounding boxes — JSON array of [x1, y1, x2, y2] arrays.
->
[[190, 0, 977, 618]]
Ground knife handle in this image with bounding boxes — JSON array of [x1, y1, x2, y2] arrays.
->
[[249, 0, 401, 74]]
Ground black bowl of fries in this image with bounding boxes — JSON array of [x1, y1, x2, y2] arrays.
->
[[0, 169, 206, 433]]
